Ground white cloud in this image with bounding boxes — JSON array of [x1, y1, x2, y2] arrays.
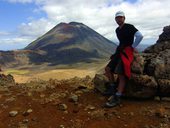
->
[[0, 36, 33, 50], [18, 18, 55, 37], [35, 0, 170, 43], [1, 0, 170, 50], [0, 31, 10, 36], [0, 37, 30, 44]]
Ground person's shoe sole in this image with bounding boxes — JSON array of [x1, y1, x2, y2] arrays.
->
[[103, 102, 120, 108]]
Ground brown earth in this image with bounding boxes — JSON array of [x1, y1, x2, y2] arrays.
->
[[1, 60, 107, 83], [12, 69, 97, 83], [0, 76, 170, 128]]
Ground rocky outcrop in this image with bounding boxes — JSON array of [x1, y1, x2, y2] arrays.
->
[[0, 74, 15, 91], [145, 25, 170, 53], [93, 25, 170, 99], [0, 74, 15, 86], [143, 25, 170, 98]]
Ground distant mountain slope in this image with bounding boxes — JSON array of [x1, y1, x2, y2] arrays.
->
[[25, 22, 116, 64], [0, 22, 117, 67], [136, 44, 150, 52]]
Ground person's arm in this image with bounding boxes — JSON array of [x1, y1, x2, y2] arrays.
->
[[132, 31, 143, 48]]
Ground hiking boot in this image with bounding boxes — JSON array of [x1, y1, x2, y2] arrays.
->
[[103, 84, 117, 96], [104, 95, 121, 108]]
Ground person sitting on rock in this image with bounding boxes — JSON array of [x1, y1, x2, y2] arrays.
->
[[104, 11, 143, 108]]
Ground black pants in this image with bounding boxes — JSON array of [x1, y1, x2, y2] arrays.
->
[[107, 52, 124, 74]]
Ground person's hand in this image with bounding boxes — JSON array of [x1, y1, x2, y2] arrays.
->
[[116, 45, 124, 52]]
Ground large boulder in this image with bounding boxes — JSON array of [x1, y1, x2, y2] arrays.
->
[[157, 79, 170, 97], [144, 50, 170, 79], [131, 51, 145, 74], [125, 74, 157, 99], [93, 74, 157, 99], [93, 74, 109, 94]]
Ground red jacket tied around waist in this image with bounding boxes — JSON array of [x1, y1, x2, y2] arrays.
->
[[120, 46, 134, 79]]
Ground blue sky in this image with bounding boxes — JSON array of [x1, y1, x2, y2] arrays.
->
[[0, 0, 170, 50], [0, 1, 46, 31]]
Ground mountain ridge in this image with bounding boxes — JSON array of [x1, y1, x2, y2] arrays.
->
[[0, 22, 117, 67]]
